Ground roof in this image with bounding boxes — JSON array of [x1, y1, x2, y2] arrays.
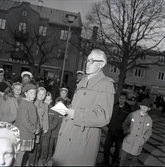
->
[[0, 0, 82, 28]]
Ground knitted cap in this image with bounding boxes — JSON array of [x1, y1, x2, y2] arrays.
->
[[141, 98, 152, 108], [23, 84, 36, 92]]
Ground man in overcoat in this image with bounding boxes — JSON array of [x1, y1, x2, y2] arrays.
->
[[101, 91, 132, 166], [53, 49, 115, 166]]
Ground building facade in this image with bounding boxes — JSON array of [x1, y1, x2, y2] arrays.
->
[[0, 0, 82, 88]]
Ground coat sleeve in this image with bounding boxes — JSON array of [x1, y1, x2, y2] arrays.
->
[[143, 118, 152, 143], [74, 80, 115, 128], [42, 104, 49, 131], [1, 98, 18, 123], [51, 112, 60, 130], [122, 113, 132, 134]]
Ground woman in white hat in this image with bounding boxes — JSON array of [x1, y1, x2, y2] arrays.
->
[[21, 71, 33, 87]]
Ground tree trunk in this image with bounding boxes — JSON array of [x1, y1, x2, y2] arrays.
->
[[115, 71, 126, 102]]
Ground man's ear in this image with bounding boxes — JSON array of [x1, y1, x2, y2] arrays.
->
[[100, 62, 106, 69]]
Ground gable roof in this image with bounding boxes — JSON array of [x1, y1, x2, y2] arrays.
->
[[0, 0, 82, 28]]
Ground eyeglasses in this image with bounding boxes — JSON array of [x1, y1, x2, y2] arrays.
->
[[87, 59, 104, 64]]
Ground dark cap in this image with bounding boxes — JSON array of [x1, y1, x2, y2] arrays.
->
[[23, 84, 36, 93], [141, 98, 152, 108]]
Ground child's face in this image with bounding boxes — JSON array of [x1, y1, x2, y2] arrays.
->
[[60, 90, 68, 99], [25, 89, 36, 101], [140, 105, 150, 113], [0, 138, 15, 166], [37, 90, 46, 101], [13, 85, 22, 96], [118, 95, 126, 106], [22, 76, 30, 84], [44, 96, 52, 105]]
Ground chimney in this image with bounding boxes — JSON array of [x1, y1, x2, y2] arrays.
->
[[91, 26, 98, 41], [38, 0, 43, 7]]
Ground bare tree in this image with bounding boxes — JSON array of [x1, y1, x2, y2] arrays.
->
[[2, 23, 60, 78], [85, 0, 165, 98]]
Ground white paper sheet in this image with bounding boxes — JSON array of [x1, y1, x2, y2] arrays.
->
[[51, 101, 68, 115]]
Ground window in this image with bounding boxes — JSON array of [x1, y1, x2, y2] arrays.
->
[[158, 72, 165, 81], [57, 49, 65, 59], [39, 26, 47, 36], [22, 10, 27, 17], [140, 55, 146, 61], [134, 68, 145, 77], [60, 30, 71, 40], [159, 56, 165, 64], [0, 19, 6, 29], [109, 64, 119, 74], [0, 39, 3, 50], [15, 41, 24, 51], [19, 22, 27, 33]]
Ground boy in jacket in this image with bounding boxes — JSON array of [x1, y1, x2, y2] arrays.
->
[[120, 98, 152, 166]]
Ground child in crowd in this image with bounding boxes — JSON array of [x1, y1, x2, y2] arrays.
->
[[55, 87, 71, 107], [120, 98, 153, 166], [28, 87, 49, 166], [15, 84, 40, 166], [41, 92, 59, 166], [0, 87, 18, 124], [12, 81, 23, 105], [0, 121, 21, 167]]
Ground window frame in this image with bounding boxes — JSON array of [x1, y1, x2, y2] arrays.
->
[[0, 18, 6, 30], [19, 22, 27, 33], [109, 64, 120, 74], [39, 26, 47, 36], [157, 71, 165, 81], [22, 10, 28, 17], [60, 30, 71, 40], [134, 68, 145, 78]]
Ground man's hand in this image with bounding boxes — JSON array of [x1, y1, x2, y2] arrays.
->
[[67, 108, 75, 119], [43, 130, 48, 133]]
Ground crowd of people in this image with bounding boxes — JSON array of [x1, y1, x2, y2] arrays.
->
[[0, 49, 154, 167]]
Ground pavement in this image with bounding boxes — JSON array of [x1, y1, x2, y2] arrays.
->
[[96, 107, 165, 166]]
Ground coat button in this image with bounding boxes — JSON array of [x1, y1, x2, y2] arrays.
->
[[136, 135, 138, 136], [138, 128, 140, 130], [59, 133, 62, 136], [69, 138, 71, 141], [140, 122, 141, 123], [84, 92, 86, 95]]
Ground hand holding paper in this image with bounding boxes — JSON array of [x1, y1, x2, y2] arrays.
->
[[51, 101, 68, 115], [67, 108, 75, 119]]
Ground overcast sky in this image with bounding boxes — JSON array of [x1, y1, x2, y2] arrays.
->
[[23, 0, 100, 21]]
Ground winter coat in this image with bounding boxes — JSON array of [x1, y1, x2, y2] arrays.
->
[[0, 97, 18, 123], [34, 101, 49, 131], [15, 99, 39, 140], [108, 102, 132, 137], [42, 105, 59, 137], [122, 110, 152, 155], [53, 71, 115, 166]]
